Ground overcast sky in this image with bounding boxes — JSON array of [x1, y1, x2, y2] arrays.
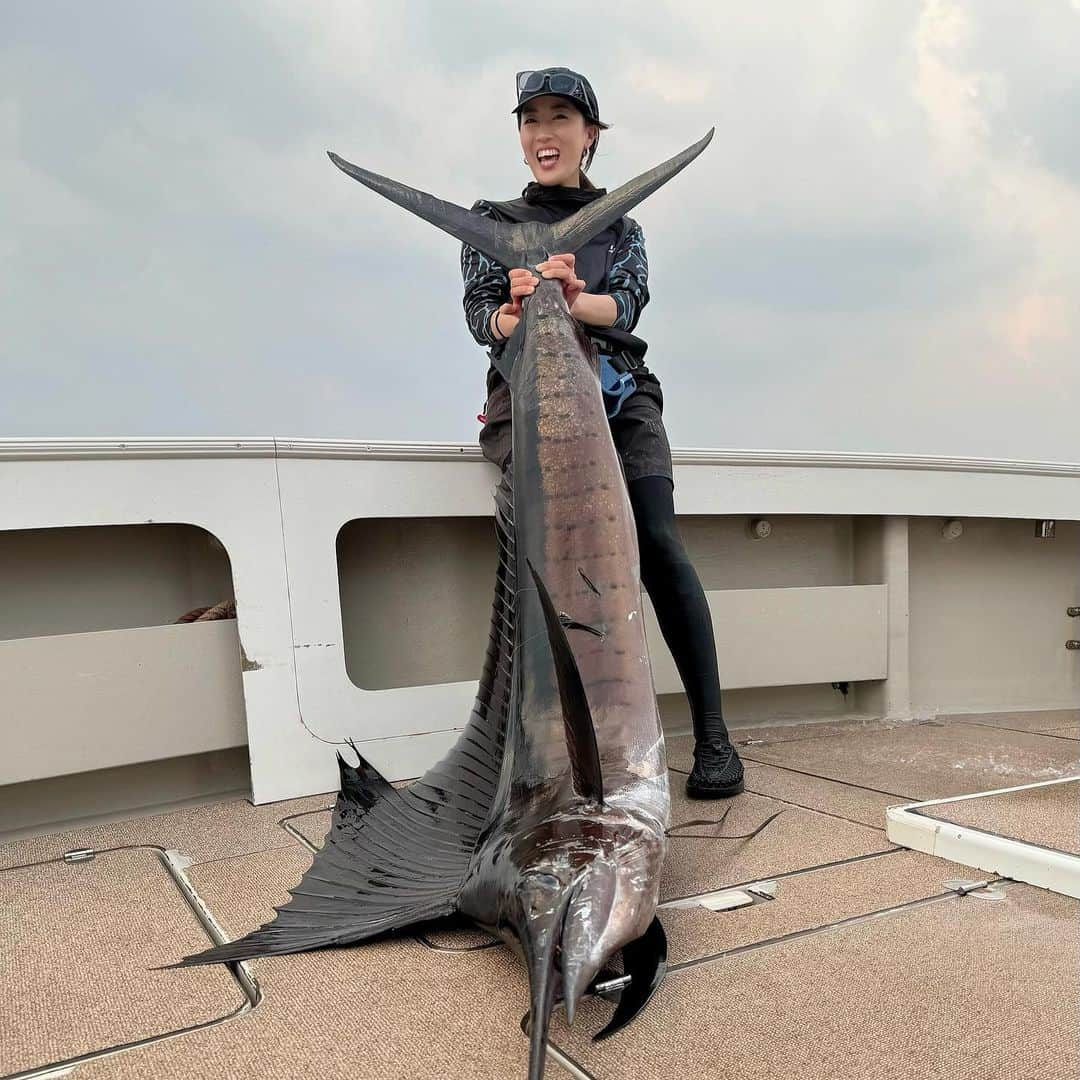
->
[[3, 1, 1078, 460]]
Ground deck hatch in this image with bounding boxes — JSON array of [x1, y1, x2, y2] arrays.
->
[[0, 845, 256, 1079]]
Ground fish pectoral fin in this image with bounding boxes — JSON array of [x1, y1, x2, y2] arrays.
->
[[557, 612, 606, 640], [592, 917, 668, 1042], [526, 558, 605, 804], [175, 746, 490, 967]]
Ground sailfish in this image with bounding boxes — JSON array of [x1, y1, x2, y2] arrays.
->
[[177, 129, 714, 1079]]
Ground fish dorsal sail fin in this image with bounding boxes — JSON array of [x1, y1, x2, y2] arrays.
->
[[173, 472, 520, 970], [526, 558, 604, 804], [327, 128, 714, 272], [171, 748, 474, 967]]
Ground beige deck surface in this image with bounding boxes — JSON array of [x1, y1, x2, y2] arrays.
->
[[665, 717, 932, 773], [0, 791, 333, 872], [920, 778, 1080, 855], [943, 708, 1079, 737], [74, 845, 540, 1080], [743, 762, 898, 827], [0, 847, 244, 1076], [662, 788, 894, 900], [552, 882, 1080, 1080], [742, 722, 1080, 801], [732, 715, 927, 747], [659, 849, 975, 965], [285, 806, 333, 849], [5, 712, 1079, 1080]]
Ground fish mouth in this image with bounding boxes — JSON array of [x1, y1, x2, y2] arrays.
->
[[518, 871, 576, 1080], [515, 858, 660, 1079], [557, 870, 618, 1025]]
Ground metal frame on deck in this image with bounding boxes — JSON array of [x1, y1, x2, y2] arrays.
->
[[886, 776, 1080, 899]]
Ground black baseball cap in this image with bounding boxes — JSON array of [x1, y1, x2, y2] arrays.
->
[[513, 68, 609, 129]]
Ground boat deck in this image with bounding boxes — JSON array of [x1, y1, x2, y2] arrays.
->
[[3, 711, 1078, 1080]]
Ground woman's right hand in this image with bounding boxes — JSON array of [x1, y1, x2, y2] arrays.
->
[[508, 267, 540, 311], [492, 268, 538, 339]]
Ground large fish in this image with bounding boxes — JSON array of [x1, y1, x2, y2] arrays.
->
[[177, 129, 713, 1079]]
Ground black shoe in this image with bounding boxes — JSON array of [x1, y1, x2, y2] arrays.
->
[[685, 740, 745, 799]]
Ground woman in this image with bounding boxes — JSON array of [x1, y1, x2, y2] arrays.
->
[[460, 67, 744, 799]]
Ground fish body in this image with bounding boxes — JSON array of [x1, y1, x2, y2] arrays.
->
[[176, 130, 714, 1080], [458, 275, 669, 1068]]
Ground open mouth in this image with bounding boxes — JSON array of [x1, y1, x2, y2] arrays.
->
[[536, 148, 561, 171]]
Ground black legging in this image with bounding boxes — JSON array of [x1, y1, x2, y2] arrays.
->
[[628, 475, 729, 746]]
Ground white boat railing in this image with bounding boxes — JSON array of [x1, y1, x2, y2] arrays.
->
[[2, 438, 1078, 804]]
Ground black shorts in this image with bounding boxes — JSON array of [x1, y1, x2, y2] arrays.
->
[[478, 375, 674, 486]]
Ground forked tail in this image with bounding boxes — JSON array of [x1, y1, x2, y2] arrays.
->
[[327, 128, 713, 272]]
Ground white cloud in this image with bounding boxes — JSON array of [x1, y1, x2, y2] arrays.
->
[[1, 1, 1078, 460]]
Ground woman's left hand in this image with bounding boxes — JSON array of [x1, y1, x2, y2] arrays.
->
[[537, 253, 586, 313]]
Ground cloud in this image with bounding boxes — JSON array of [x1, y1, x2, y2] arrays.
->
[[999, 291, 1071, 357], [1, 0, 1078, 461]]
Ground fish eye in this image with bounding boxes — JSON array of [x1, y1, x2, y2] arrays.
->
[[528, 872, 561, 890]]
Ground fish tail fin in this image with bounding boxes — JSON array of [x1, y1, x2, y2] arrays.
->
[[327, 128, 713, 272], [526, 558, 604, 804], [547, 129, 713, 257]]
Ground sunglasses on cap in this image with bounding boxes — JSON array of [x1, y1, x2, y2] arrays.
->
[[514, 68, 607, 127], [516, 69, 590, 103]]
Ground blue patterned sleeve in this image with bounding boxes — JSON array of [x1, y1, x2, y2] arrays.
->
[[460, 201, 510, 347], [607, 218, 650, 332]]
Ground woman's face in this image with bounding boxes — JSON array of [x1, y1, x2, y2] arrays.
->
[[518, 95, 597, 188]]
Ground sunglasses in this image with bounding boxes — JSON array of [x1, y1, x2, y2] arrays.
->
[[516, 70, 593, 110]]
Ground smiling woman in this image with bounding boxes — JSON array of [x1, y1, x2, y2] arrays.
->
[[459, 67, 747, 801], [516, 70, 605, 186]]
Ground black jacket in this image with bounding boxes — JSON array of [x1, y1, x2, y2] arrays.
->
[[460, 183, 654, 382]]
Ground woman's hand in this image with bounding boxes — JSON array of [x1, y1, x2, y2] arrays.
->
[[496, 255, 610, 335], [507, 268, 539, 313], [491, 302, 520, 341], [491, 267, 538, 339], [503, 255, 586, 319], [537, 253, 586, 312]]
